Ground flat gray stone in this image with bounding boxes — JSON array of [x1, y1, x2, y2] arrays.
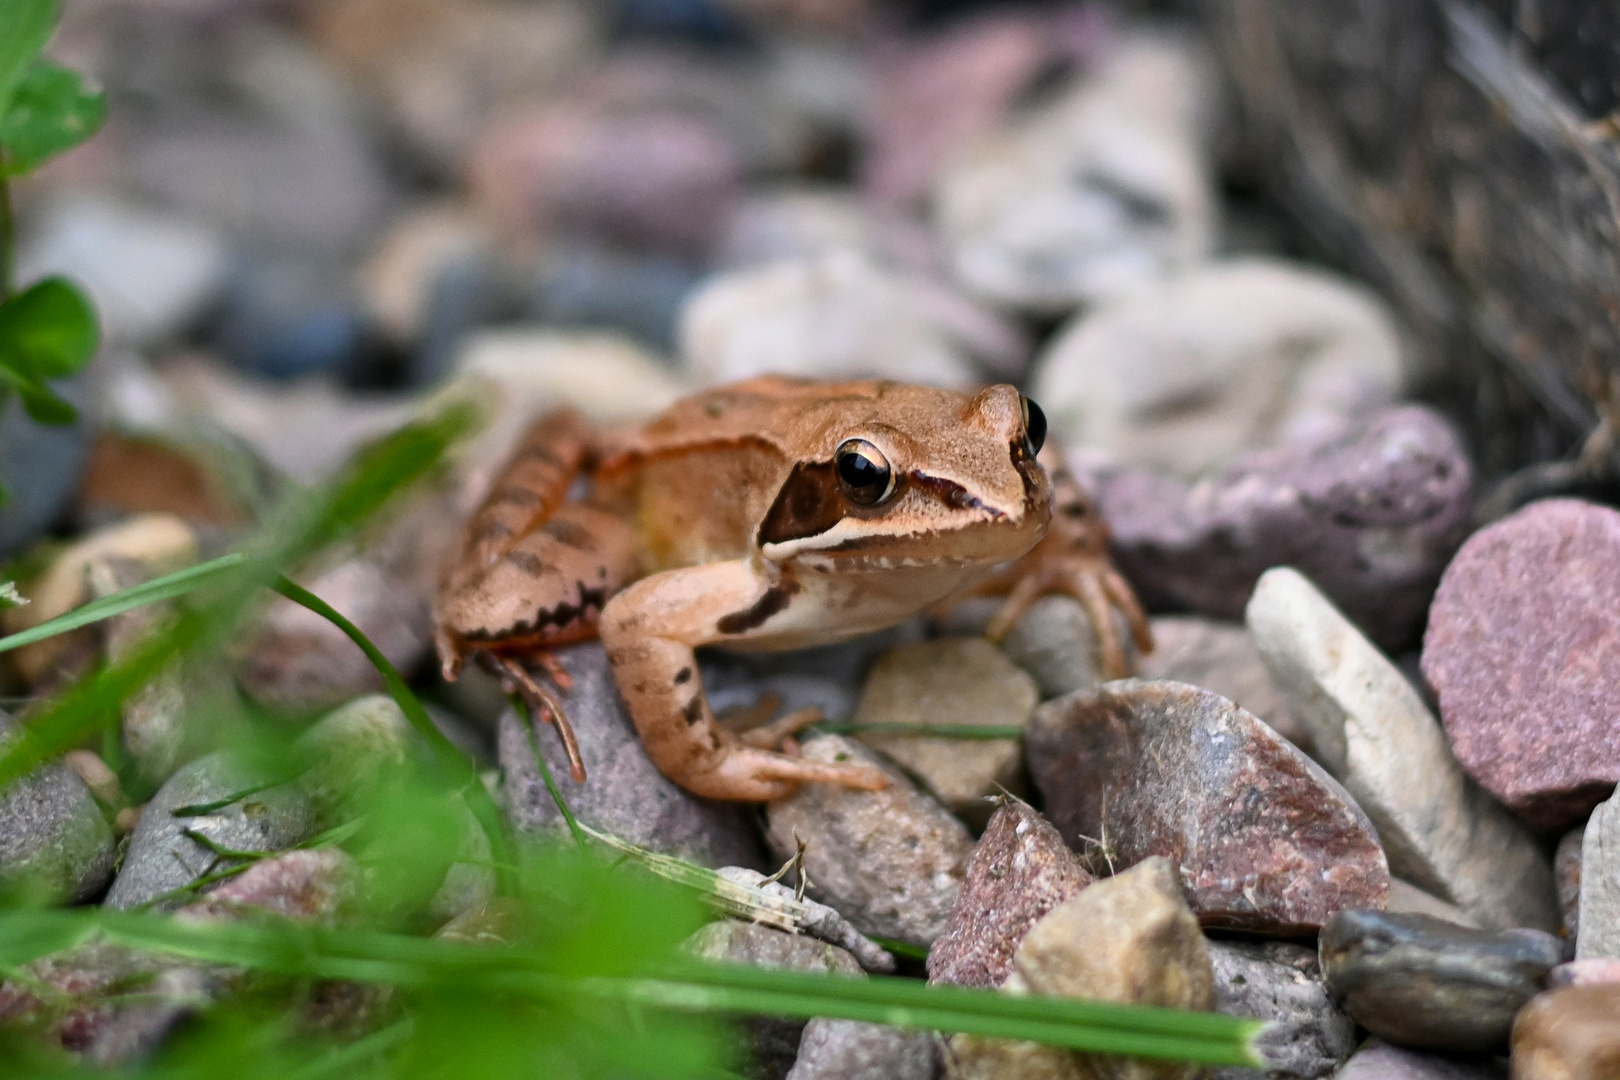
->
[[787, 1020, 940, 1080], [0, 714, 115, 904], [852, 638, 1037, 822], [105, 752, 315, 911], [1576, 789, 1619, 959], [767, 735, 973, 950], [296, 694, 420, 830], [1248, 568, 1558, 933], [499, 642, 765, 870], [1320, 910, 1563, 1052], [1207, 940, 1356, 1079], [686, 920, 863, 1080]]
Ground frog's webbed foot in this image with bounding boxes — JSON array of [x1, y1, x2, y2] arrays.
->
[[489, 653, 587, 783], [599, 561, 887, 802], [985, 466, 1151, 681]]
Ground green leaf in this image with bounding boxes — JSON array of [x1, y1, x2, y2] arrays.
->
[[11, 377, 73, 424], [0, 62, 105, 174], [0, 276, 99, 378], [0, 552, 247, 655], [0, 0, 57, 120]]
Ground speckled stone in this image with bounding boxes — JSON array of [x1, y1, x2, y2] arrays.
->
[[1575, 788, 1619, 959], [1547, 957, 1620, 989], [1028, 681, 1389, 934], [852, 638, 1038, 822], [949, 857, 1215, 1080], [1422, 499, 1620, 832], [686, 920, 863, 1080], [1247, 568, 1558, 933], [1090, 405, 1472, 651], [766, 735, 974, 950], [928, 800, 1092, 989], [1206, 940, 1356, 1080], [499, 642, 764, 871], [180, 849, 356, 924], [1320, 910, 1564, 1052], [1511, 985, 1620, 1080]]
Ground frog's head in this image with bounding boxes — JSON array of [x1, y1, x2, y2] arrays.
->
[[758, 383, 1052, 570]]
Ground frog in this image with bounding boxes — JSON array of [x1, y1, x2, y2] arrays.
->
[[433, 376, 1150, 802]]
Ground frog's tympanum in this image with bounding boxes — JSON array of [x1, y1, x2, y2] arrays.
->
[[434, 377, 1149, 801]]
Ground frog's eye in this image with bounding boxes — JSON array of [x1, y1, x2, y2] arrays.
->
[[1020, 396, 1047, 457], [835, 439, 895, 507]]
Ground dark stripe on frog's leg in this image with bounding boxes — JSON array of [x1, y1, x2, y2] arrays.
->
[[487, 485, 546, 509], [506, 550, 547, 577], [716, 580, 800, 635], [541, 517, 596, 550]]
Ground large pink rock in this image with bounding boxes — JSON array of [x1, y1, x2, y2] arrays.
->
[[1422, 499, 1620, 832]]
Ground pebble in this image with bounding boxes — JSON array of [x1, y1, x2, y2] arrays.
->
[[1332, 1040, 1503, 1080], [209, 252, 372, 380], [788, 1020, 940, 1080], [719, 188, 940, 277], [934, 33, 1216, 316], [1091, 404, 1474, 650], [294, 695, 420, 830], [948, 857, 1214, 1080], [236, 556, 433, 711], [105, 752, 316, 911], [0, 714, 116, 905], [1031, 259, 1403, 478], [1556, 827, 1583, 942], [455, 328, 689, 427], [15, 196, 228, 346], [1422, 498, 1620, 832], [3, 513, 199, 687], [1206, 940, 1356, 1080], [851, 638, 1038, 822], [766, 734, 974, 949], [529, 243, 704, 353], [469, 105, 743, 257], [1247, 568, 1559, 933], [498, 642, 764, 870], [861, 5, 1098, 208], [928, 799, 1093, 989], [1575, 789, 1618, 959], [1510, 985, 1620, 1080], [1547, 957, 1620, 989], [1137, 615, 1312, 757], [180, 848, 356, 924], [685, 920, 863, 1080], [678, 251, 984, 389], [1028, 680, 1389, 934], [1386, 880, 1479, 929], [1319, 910, 1564, 1052]]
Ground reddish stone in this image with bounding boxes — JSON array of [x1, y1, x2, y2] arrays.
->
[[1422, 498, 1620, 832], [1027, 680, 1390, 934], [926, 800, 1092, 989], [1547, 958, 1620, 989], [181, 849, 356, 924]]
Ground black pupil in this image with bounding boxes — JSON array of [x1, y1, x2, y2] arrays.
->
[[839, 448, 885, 491], [1022, 396, 1047, 455]]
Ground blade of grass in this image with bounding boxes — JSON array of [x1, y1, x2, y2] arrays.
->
[[0, 910, 1266, 1068], [513, 695, 586, 850], [270, 574, 515, 897], [0, 553, 248, 655]]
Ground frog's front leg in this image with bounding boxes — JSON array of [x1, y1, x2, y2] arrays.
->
[[600, 562, 888, 802]]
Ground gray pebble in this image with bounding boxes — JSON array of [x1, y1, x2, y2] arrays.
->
[[1332, 1040, 1505, 1080], [1206, 940, 1356, 1079], [1319, 910, 1563, 1052], [0, 714, 115, 904], [787, 1020, 940, 1080], [498, 642, 765, 870], [105, 751, 316, 911]]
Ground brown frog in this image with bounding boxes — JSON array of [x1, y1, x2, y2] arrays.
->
[[434, 376, 1149, 801]]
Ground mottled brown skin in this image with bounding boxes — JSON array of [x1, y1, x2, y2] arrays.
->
[[434, 376, 1149, 802]]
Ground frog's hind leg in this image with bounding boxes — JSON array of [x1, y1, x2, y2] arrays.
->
[[599, 561, 887, 802]]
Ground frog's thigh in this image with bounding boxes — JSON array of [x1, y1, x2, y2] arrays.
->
[[600, 562, 885, 801]]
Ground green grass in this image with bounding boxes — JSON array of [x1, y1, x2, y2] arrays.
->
[[0, 399, 1270, 1078]]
